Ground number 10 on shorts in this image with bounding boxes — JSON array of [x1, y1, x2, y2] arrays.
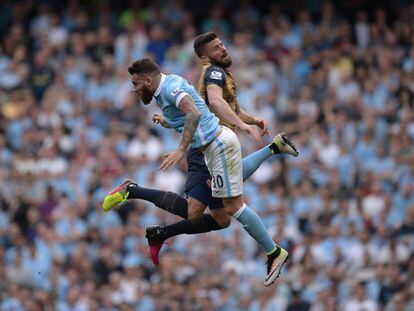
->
[[212, 174, 224, 188]]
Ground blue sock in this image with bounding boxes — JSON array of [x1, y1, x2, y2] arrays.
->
[[233, 204, 276, 254], [242, 145, 273, 181]]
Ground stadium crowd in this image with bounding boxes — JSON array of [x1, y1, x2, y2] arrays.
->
[[1, 0, 414, 310]]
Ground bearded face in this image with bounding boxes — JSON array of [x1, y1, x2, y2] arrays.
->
[[131, 74, 154, 105], [204, 38, 233, 68], [140, 86, 153, 104], [210, 52, 232, 68]]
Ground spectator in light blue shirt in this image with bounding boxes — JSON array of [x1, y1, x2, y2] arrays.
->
[[354, 130, 377, 165], [364, 144, 395, 175]]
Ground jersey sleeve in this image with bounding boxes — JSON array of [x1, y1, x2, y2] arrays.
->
[[204, 65, 226, 89], [164, 76, 190, 108]]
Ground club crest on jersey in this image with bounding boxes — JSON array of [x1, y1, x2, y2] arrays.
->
[[210, 71, 222, 80]]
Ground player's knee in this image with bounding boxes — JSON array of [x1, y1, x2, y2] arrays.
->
[[222, 196, 243, 216], [187, 211, 203, 222], [187, 198, 206, 221], [211, 210, 231, 228], [219, 215, 231, 228]]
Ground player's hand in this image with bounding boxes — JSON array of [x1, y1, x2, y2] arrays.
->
[[152, 113, 170, 128], [240, 123, 262, 143], [152, 113, 163, 124], [255, 118, 270, 137], [159, 150, 185, 171]]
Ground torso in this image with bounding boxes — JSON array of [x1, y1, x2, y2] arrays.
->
[[197, 62, 240, 131]]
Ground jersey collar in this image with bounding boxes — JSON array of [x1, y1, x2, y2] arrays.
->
[[202, 60, 229, 73], [154, 73, 166, 97]]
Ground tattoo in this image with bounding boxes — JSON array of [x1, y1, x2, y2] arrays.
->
[[179, 111, 200, 151], [177, 95, 201, 151], [179, 113, 200, 153]]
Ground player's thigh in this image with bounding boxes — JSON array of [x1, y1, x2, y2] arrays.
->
[[186, 172, 230, 226], [186, 184, 210, 221], [187, 197, 207, 221], [203, 127, 243, 199]]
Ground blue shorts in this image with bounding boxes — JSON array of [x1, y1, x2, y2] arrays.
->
[[185, 177, 223, 210], [184, 148, 223, 210]]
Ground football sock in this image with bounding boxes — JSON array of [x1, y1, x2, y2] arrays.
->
[[156, 214, 223, 240], [269, 142, 281, 154], [242, 146, 273, 181], [126, 184, 188, 219], [233, 203, 276, 253], [267, 246, 281, 257]]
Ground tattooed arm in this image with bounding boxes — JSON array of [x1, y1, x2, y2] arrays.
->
[[176, 95, 201, 151], [159, 95, 201, 171]]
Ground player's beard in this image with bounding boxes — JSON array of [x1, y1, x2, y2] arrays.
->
[[140, 87, 153, 104], [211, 54, 232, 68]]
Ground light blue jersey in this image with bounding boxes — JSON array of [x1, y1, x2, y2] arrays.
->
[[153, 73, 220, 148]]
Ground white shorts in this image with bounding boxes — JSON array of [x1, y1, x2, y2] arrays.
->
[[202, 127, 243, 198]]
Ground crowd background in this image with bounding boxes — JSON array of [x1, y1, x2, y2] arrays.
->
[[1, 0, 414, 310]]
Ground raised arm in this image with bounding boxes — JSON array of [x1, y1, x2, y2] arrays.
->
[[207, 84, 261, 142], [207, 84, 247, 129]]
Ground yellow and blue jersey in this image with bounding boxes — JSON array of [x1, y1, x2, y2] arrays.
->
[[154, 73, 220, 149]]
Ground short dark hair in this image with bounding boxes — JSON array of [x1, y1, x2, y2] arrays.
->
[[128, 58, 160, 76], [193, 32, 218, 58]]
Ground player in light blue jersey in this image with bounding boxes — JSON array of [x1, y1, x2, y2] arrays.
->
[[110, 58, 289, 286], [150, 70, 220, 150]]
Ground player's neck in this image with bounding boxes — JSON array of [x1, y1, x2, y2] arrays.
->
[[209, 60, 230, 73], [152, 74, 162, 93]]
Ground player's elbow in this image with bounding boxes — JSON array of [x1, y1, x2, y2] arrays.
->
[[190, 110, 201, 121], [208, 96, 221, 109], [219, 217, 231, 228]]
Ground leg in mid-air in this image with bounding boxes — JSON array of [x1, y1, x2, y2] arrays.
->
[[202, 127, 290, 286], [222, 195, 289, 286], [145, 196, 230, 264], [102, 178, 229, 265], [101, 132, 297, 213], [144, 185, 229, 265], [242, 132, 298, 180], [143, 132, 298, 248], [101, 133, 297, 266]]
